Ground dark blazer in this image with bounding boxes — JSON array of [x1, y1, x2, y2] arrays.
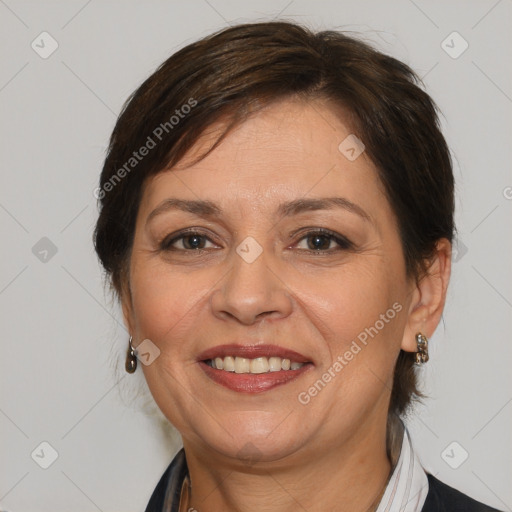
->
[[145, 450, 503, 511], [422, 473, 502, 512]]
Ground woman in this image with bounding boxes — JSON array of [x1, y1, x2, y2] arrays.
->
[[94, 21, 501, 512]]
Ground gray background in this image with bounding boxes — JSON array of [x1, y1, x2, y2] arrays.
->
[[1, 0, 511, 510]]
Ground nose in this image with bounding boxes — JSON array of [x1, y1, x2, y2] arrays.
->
[[210, 245, 293, 325]]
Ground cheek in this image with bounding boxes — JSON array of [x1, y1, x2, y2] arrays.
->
[[129, 262, 213, 355], [307, 263, 403, 337], [289, 264, 407, 434], [301, 261, 407, 395]]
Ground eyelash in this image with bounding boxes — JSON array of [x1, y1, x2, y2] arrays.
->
[[159, 227, 354, 254]]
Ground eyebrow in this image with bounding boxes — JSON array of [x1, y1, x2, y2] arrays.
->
[[276, 197, 371, 222], [146, 199, 222, 225], [146, 196, 371, 225]]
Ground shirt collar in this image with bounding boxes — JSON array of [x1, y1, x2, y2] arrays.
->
[[376, 421, 429, 512]]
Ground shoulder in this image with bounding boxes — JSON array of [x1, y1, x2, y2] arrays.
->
[[422, 473, 503, 512]]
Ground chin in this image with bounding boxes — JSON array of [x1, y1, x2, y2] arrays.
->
[[200, 418, 308, 464]]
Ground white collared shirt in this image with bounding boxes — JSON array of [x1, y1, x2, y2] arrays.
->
[[376, 424, 429, 512]]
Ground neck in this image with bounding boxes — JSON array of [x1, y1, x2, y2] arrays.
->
[[182, 415, 393, 512]]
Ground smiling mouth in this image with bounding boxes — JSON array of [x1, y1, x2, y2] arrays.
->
[[205, 356, 306, 373], [199, 359, 313, 393], [197, 344, 314, 393]]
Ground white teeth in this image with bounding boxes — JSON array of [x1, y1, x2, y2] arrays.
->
[[207, 356, 305, 373], [250, 357, 269, 374], [223, 356, 235, 372], [234, 357, 250, 373], [268, 357, 282, 372]]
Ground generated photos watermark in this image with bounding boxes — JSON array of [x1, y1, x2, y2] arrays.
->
[[93, 97, 198, 200], [298, 301, 403, 405]]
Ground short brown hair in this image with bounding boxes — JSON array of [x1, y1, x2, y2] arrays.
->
[[94, 21, 454, 430]]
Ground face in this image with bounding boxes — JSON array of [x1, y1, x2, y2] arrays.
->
[[123, 98, 417, 465]]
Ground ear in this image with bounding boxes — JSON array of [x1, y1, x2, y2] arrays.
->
[[401, 238, 452, 352]]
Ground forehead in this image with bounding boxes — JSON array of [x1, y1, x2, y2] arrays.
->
[[140, 98, 385, 216], [172, 97, 364, 170]]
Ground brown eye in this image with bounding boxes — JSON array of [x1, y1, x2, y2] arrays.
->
[[180, 234, 207, 250], [305, 234, 333, 250], [295, 230, 353, 252], [160, 231, 217, 251]]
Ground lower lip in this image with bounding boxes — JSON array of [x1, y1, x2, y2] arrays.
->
[[199, 361, 313, 393]]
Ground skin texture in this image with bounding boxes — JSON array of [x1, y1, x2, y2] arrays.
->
[[122, 98, 451, 512]]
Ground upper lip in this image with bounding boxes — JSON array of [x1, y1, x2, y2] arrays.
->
[[198, 344, 311, 363]]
